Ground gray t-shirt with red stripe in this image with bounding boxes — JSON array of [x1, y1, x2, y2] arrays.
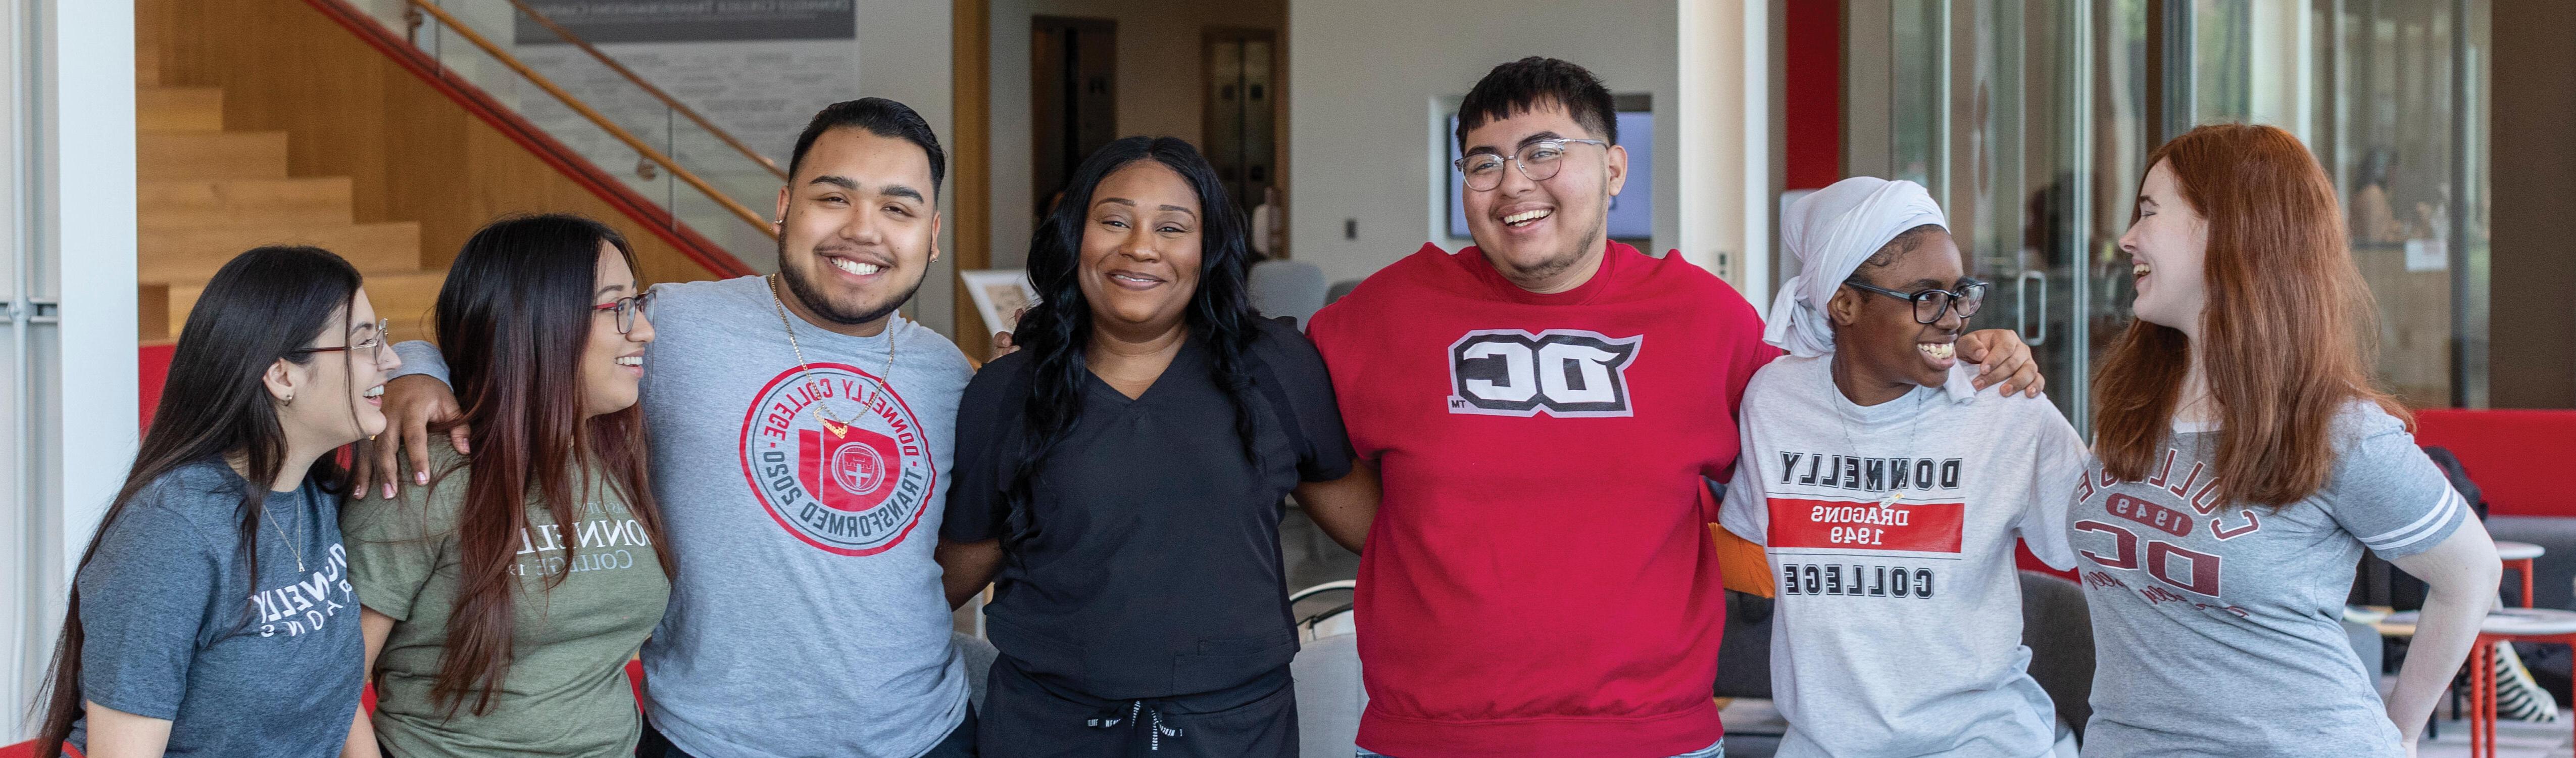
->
[[2069, 402, 2466, 758], [1721, 355, 2087, 758]]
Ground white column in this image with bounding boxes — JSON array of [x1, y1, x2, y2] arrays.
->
[[2248, 2, 2317, 145], [4, 0, 138, 740], [1676, 0, 1772, 311]]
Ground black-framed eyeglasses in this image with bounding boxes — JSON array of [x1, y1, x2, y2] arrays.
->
[[287, 318, 391, 364], [1453, 138, 1611, 192], [1843, 278, 1989, 324], [593, 289, 654, 335]]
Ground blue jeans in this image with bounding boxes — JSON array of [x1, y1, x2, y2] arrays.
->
[[1358, 737, 1721, 758]]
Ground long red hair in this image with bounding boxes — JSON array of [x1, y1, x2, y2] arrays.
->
[[2092, 124, 2406, 507]]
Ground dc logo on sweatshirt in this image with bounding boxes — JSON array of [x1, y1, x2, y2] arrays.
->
[[738, 363, 935, 556], [1447, 329, 1642, 417]]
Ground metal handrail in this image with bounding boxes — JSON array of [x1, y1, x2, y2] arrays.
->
[[407, 0, 777, 240], [503, 0, 787, 181]]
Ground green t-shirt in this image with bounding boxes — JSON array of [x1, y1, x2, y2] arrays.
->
[[345, 447, 670, 757]]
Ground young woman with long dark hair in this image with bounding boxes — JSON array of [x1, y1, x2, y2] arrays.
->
[[31, 246, 396, 758], [339, 214, 671, 757], [2072, 124, 2498, 757], [936, 136, 1378, 756]]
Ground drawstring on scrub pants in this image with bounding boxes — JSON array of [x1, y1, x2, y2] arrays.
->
[[1086, 700, 1185, 751]]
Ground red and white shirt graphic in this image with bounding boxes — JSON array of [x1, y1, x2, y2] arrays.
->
[[1721, 355, 2086, 758], [738, 362, 936, 556]]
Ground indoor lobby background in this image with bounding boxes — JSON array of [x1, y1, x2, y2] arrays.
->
[[2, 0, 2572, 753]]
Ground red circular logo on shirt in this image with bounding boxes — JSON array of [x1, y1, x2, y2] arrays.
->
[[736, 363, 934, 555], [830, 442, 887, 498]]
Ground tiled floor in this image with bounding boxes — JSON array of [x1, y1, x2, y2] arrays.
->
[[2420, 709, 2574, 756]]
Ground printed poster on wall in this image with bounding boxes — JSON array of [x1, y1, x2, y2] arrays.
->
[[511, 1, 859, 259]]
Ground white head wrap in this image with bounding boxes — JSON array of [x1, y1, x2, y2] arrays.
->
[[1763, 177, 1949, 358]]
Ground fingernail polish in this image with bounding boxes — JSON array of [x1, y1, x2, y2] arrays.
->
[[382, 483, 395, 499], [416, 471, 429, 485]]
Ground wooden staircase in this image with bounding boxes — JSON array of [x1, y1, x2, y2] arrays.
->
[[135, 46, 446, 344]]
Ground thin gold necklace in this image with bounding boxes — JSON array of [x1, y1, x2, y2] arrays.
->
[[767, 273, 897, 434], [262, 487, 310, 573]]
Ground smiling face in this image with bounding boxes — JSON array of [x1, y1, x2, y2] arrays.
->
[[1458, 101, 1628, 294], [1077, 160, 1204, 338], [1829, 229, 1971, 392], [772, 127, 940, 332], [274, 289, 398, 447], [580, 241, 654, 418], [2120, 160, 2212, 335]]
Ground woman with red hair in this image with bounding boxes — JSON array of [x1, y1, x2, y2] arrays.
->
[[2071, 124, 2498, 757]]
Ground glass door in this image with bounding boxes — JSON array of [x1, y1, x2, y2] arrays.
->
[[1874, 0, 2148, 435], [1864, 0, 2489, 428]]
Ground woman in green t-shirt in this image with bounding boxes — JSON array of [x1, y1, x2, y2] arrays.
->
[[340, 214, 673, 757]]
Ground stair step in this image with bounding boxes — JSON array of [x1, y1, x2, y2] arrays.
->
[[138, 87, 223, 131], [141, 222, 422, 282], [139, 282, 170, 342], [139, 177, 356, 229], [139, 131, 287, 180], [164, 269, 451, 343]]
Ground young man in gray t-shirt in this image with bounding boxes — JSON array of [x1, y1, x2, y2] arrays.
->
[[369, 99, 976, 758]]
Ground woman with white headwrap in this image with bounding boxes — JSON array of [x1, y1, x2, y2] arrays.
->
[[1719, 177, 2090, 758]]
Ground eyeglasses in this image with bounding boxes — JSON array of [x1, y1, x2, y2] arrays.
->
[[593, 289, 655, 335], [1843, 278, 1989, 324], [288, 318, 391, 365], [1454, 138, 1610, 192]]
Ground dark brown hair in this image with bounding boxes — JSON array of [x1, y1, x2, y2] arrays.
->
[[2092, 124, 2406, 507], [1457, 56, 1618, 151], [35, 247, 362, 757], [424, 214, 670, 716]]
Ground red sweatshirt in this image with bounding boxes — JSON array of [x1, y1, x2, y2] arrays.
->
[[1307, 242, 1776, 757]]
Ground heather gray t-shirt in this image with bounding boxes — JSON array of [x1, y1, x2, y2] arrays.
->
[[392, 274, 972, 758], [69, 461, 363, 758], [1722, 356, 2084, 758], [2069, 403, 2466, 758]]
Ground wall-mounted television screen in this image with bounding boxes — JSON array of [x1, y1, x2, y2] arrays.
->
[[1446, 108, 1652, 242]]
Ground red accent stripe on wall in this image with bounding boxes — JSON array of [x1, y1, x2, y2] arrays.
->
[[140, 343, 176, 431], [1783, 0, 1842, 190]]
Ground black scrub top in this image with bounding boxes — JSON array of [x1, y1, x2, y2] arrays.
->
[[945, 316, 1354, 700]]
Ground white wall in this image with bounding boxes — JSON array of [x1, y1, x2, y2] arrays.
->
[[1286, 0, 1681, 288], [853, 1, 959, 339], [985, 0, 1286, 270], [5, 0, 139, 739]]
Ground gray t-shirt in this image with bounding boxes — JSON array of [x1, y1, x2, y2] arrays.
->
[[69, 460, 364, 757], [391, 275, 972, 758], [2069, 403, 2467, 757], [1722, 356, 2084, 758]]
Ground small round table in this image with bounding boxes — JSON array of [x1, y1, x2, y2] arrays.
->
[[2463, 607, 2576, 758], [2497, 541, 2545, 607]]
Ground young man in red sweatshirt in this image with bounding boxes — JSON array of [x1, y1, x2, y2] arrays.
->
[[1304, 57, 2044, 758]]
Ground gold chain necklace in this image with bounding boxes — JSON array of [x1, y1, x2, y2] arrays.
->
[[262, 487, 310, 573], [767, 273, 897, 434]]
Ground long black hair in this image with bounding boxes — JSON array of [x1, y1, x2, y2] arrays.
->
[[425, 213, 671, 716], [1003, 136, 1262, 542], [33, 246, 363, 757]]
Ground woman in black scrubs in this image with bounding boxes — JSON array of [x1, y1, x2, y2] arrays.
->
[[937, 136, 1377, 757]]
